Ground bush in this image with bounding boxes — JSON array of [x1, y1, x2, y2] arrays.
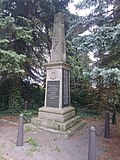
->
[[20, 81, 45, 110], [70, 81, 99, 114], [0, 78, 45, 113], [8, 88, 24, 109], [0, 79, 10, 111]]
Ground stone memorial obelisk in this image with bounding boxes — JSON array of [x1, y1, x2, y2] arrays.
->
[[31, 12, 85, 137]]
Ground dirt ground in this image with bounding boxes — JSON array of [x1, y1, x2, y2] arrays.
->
[[0, 115, 120, 160]]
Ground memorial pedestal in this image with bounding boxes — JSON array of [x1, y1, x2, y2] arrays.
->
[[26, 62, 85, 138], [44, 62, 71, 108]]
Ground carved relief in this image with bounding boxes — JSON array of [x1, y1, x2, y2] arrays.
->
[[50, 69, 57, 79]]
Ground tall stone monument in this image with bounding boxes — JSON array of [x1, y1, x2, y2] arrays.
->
[[31, 12, 85, 137]]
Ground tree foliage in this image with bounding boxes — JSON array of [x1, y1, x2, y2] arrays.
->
[[0, 0, 72, 81], [73, 0, 120, 67], [0, 15, 27, 79], [1, 0, 119, 113], [70, 0, 120, 110], [0, 0, 75, 112]]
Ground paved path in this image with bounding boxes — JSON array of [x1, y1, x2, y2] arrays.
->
[[0, 117, 120, 160]]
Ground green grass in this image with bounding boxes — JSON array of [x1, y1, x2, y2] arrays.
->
[[24, 126, 32, 132], [25, 136, 37, 148], [25, 136, 38, 156]]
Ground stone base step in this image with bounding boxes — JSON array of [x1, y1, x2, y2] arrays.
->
[[31, 115, 81, 131], [60, 115, 81, 131], [38, 107, 75, 123], [25, 120, 86, 138], [31, 117, 60, 130]]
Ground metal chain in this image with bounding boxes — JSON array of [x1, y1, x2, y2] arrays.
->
[[23, 114, 105, 137], [23, 113, 43, 129], [23, 114, 85, 135], [95, 126, 104, 137], [23, 113, 32, 123]]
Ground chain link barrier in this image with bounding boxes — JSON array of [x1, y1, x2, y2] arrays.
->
[[23, 113, 43, 130], [4, 112, 105, 138], [23, 113, 32, 123], [23, 113, 105, 137], [23, 113, 105, 136], [95, 126, 104, 137]]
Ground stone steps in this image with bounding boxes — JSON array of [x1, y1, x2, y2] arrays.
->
[[31, 115, 82, 131], [66, 121, 86, 137], [25, 120, 86, 138], [26, 115, 86, 138], [60, 115, 81, 131], [31, 117, 60, 130]]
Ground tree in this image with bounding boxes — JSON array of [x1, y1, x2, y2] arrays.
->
[[70, 0, 120, 110], [90, 67, 120, 110], [73, 0, 120, 67], [0, 0, 76, 111], [0, 0, 72, 82]]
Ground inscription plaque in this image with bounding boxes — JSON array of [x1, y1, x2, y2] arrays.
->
[[62, 69, 70, 107], [46, 81, 60, 107]]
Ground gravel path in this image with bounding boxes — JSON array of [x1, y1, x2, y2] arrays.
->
[[0, 116, 120, 160]]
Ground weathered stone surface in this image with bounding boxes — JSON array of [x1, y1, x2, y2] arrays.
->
[[43, 62, 71, 70], [60, 116, 81, 131], [44, 63, 71, 109], [31, 118, 60, 130], [39, 106, 75, 115], [51, 12, 66, 62], [43, 12, 71, 109], [25, 120, 86, 138], [38, 110, 75, 123]]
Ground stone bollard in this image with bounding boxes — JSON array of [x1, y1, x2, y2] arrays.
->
[[104, 111, 110, 138], [88, 126, 96, 160], [112, 109, 116, 124], [16, 113, 24, 146]]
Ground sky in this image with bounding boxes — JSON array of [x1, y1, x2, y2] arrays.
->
[[68, 0, 92, 16], [68, 0, 93, 36]]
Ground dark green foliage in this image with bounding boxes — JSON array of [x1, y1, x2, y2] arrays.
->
[[1, 0, 119, 115], [70, 78, 101, 116], [0, 0, 73, 82], [20, 80, 44, 109], [0, 79, 10, 111], [0, 78, 44, 112], [0, 15, 27, 78], [71, 88, 89, 109], [71, 82, 94, 109], [77, 108, 99, 117], [0, 78, 24, 111], [9, 88, 24, 110], [66, 0, 120, 112], [0, 0, 75, 115]]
